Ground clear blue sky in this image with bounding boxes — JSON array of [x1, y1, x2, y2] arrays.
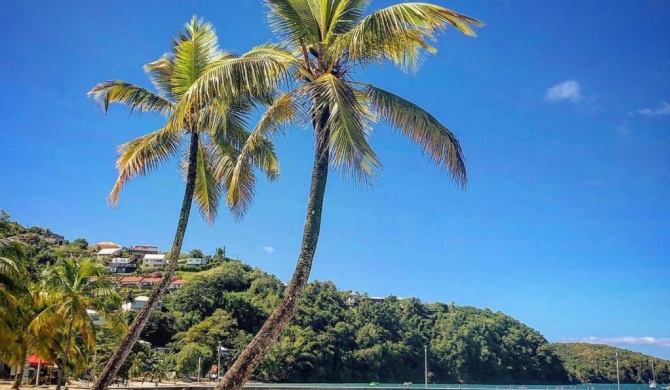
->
[[1, 1, 669, 359]]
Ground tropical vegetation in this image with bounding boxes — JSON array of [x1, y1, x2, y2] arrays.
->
[[87, 16, 280, 390], [0, 215, 122, 389], [551, 343, 670, 384], [34, 258, 120, 390], [1, 214, 669, 387]]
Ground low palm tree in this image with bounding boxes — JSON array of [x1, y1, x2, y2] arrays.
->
[[210, 2, 483, 389], [87, 17, 280, 390], [143, 351, 172, 384], [0, 238, 43, 390], [34, 258, 119, 390], [0, 238, 24, 316]]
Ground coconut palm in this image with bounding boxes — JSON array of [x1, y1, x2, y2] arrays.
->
[[142, 350, 172, 384], [34, 257, 119, 390], [128, 354, 146, 380], [0, 238, 24, 314], [0, 238, 36, 389], [87, 17, 280, 390], [210, 2, 483, 389]]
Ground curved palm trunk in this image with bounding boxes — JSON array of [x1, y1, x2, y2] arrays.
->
[[92, 132, 200, 390], [56, 321, 74, 390], [12, 364, 24, 389], [216, 119, 330, 390]]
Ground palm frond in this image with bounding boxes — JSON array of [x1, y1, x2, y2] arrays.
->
[[170, 16, 221, 100], [225, 93, 299, 214], [167, 55, 290, 133], [334, 2, 483, 72], [314, 0, 369, 45], [0, 238, 24, 276], [193, 143, 222, 224], [265, 0, 321, 46], [87, 81, 173, 115], [109, 127, 183, 205], [144, 54, 175, 101], [308, 74, 380, 184], [365, 84, 466, 187], [242, 43, 312, 81]]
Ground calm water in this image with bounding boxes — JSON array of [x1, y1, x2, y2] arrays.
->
[[250, 384, 663, 390]]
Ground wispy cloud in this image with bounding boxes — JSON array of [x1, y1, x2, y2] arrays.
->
[[545, 80, 583, 103], [262, 246, 275, 254], [564, 336, 670, 347], [638, 101, 670, 116]]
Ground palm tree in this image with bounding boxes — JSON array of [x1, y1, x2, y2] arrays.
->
[[87, 17, 280, 390], [0, 238, 24, 314], [142, 350, 172, 384], [34, 257, 119, 390], [213, 2, 483, 389], [128, 354, 146, 381], [0, 238, 35, 390]]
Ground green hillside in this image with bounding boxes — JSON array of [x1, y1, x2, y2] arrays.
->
[[1, 212, 667, 384], [551, 342, 669, 384]]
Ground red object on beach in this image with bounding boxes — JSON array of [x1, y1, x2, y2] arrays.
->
[[26, 354, 51, 366]]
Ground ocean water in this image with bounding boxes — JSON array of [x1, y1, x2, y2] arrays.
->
[[250, 384, 663, 390]]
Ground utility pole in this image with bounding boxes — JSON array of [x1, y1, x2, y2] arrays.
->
[[218, 342, 222, 381], [424, 345, 428, 389], [197, 357, 201, 383], [615, 352, 620, 390]]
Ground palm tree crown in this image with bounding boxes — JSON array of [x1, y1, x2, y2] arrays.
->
[[224, 1, 483, 202], [88, 17, 280, 221]]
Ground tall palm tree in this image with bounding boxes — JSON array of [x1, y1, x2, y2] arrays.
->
[[212, 2, 483, 389], [87, 17, 280, 390], [34, 258, 119, 390]]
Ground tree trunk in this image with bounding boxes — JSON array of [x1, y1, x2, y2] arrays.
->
[[12, 364, 24, 389], [91, 132, 200, 390], [216, 116, 330, 390], [57, 320, 74, 390]]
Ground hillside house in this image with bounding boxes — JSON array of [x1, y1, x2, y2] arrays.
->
[[97, 247, 121, 259], [185, 257, 209, 267], [169, 279, 186, 292], [142, 253, 166, 269], [132, 245, 159, 254], [121, 296, 161, 312], [117, 276, 143, 289], [108, 258, 136, 273]]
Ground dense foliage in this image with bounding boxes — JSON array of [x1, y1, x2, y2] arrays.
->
[[2, 212, 668, 385], [551, 343, 669, 384]]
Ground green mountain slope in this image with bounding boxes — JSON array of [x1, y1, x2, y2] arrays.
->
[[2, 211, 667, 384], [551, 342, 669, 384]]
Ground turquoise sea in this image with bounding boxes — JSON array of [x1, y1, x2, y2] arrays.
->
[[250, 384, 665, 390]]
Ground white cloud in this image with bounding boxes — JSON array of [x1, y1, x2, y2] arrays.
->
[[564, 336, 670, 347], [261, 246, 275, 254], [545, 80, 583, 103], [638, 101, 670, 116]]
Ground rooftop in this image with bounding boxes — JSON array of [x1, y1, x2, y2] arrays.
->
[[98, 247, 121, 255]]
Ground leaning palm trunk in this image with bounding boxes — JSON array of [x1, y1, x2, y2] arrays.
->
[[92, 133, 199, 390], [12, 364, 24, 390], [218, 122, 330, 390], [56, 322, 74, 390]]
